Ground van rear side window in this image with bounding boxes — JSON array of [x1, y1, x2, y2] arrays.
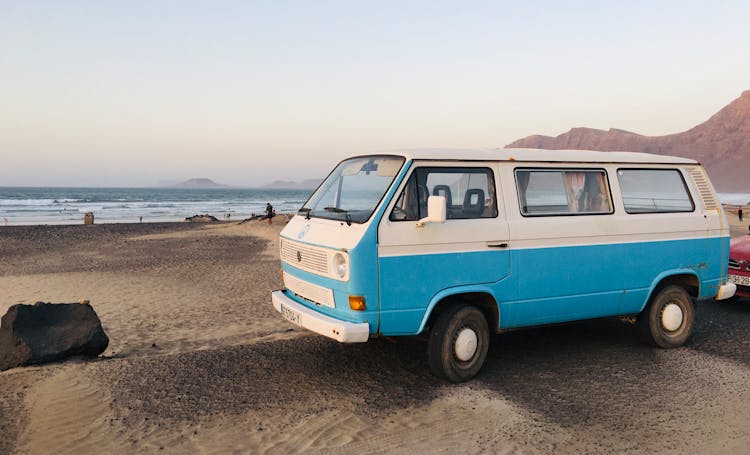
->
[[516, 169, 613, 216], [617, 169, 694, 213]]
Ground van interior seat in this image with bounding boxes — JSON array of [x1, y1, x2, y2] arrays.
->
[[432, 185, 452, 207], [463, 188, 485, 217], [432, 185, 454, 217]]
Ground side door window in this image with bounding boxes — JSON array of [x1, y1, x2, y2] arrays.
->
[[389, 167, 497, 221], [516, 168, 613, 216]]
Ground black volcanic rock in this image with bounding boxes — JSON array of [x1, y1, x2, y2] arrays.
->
[[507, 90, 750, 192], [185, 214, 219, 222], [0, 302, 109, 371]]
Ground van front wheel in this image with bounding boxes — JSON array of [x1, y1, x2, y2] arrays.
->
[[428, 305, 489, 382], [638, 285, 694, 348]]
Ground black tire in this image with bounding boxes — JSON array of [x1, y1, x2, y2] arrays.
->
[[638, 285, 694, 348], [428, 304, 489, 382]]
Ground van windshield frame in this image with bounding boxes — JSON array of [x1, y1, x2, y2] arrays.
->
[[300, 155, 405, 224]]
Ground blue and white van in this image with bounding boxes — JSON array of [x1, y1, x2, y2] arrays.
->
[[272, 149, 736, 382]]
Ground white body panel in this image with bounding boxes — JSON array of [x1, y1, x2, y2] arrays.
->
[[283, 215, 369, 251], [393, 148, 697, 165], [379, 160, 509, 257], [498, 164, 714, 250]]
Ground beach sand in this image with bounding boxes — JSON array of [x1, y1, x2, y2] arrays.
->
[[1, 213, 749, 455], [0, 220, 295, 455], [726, 204, 750, 237]]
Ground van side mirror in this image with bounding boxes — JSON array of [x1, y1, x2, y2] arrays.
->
[[416, 195, 447, 227]]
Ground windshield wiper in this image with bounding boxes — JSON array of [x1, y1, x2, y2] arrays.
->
[[323, 207, 352, 226], [298, 207, 312, 220]]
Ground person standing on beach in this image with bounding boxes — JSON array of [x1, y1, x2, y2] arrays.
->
[[739, 207, 744, 222], [266, 202, 274, 224]]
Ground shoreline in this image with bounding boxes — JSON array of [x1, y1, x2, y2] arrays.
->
[[3, 210, 748, 236], [0, 212, 295, 228], [0, 186, 310, 227]]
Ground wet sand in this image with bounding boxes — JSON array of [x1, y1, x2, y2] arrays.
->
[[0, 213, 749, 454]]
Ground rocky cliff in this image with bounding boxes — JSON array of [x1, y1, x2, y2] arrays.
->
[[507, 91, 750, 192]]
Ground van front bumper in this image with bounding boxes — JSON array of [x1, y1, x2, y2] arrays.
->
[[716, 282, 737, 301], [272, 290, 370, 343]]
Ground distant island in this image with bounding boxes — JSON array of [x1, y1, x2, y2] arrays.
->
[[171, 178, 229, 189], [261, 179, 322, 189], [164, 178, 321, 189]]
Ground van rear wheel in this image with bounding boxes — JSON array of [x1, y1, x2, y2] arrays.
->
[[638, 285, 694, 348], [428, 304, 489, 382]]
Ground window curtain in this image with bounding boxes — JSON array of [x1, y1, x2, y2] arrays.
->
[[517, 171, 530, 211], [594, 172, 611, 212], [581, 172, 611, 212], [565, 172, 586, 212]]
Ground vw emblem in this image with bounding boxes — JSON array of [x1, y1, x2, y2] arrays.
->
[[296, 251, 302, 262], [297, 224, 310, 239]]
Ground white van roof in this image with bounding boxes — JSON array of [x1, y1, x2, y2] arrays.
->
[[384, 148, 698, 165]]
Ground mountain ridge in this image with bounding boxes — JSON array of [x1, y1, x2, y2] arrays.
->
[[507, 90, 750, 192]]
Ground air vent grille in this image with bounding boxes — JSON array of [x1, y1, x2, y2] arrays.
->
[[689, 167, 719, 211], [280, 238, 329, 274]]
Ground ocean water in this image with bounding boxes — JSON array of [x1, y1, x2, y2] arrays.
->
[[718, 193, 750, 206], [1, 187, 747, 226], [0, 187, 313, 225]]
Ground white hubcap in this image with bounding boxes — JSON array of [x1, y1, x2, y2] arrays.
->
[[661, 303, 684, 332], [455, 328, 478, 361]]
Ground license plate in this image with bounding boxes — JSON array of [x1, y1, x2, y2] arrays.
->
[[728, 274, 750, 287], [280, 303, 300, 325]]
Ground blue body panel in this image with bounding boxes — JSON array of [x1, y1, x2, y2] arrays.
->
[[379, 250, 511, 334], [376, 236, 728, 334]]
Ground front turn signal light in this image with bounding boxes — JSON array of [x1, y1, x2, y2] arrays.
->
[[349, 296, 366, 311]]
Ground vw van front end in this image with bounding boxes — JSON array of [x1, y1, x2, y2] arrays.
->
[[271, 155, 406, 343]]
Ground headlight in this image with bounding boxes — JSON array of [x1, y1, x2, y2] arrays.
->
[[332, 252, 348, 279]]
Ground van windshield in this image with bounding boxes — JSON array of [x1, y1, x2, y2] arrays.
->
[[300, 156, 405, 224]]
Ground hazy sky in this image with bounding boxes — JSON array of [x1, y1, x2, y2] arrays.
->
[[2, 1, 749, 187]]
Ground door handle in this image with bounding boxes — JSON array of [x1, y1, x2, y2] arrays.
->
[[487, 242, 508, 248]]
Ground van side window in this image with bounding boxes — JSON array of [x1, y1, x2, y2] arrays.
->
[[617, 169, 694, 213], [516, 169, 613, 216], [390, 167, 497, 221]]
